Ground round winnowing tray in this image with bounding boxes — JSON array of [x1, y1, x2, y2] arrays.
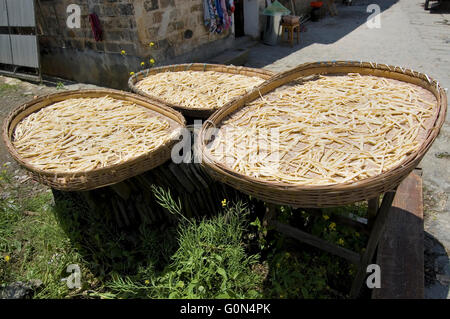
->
[[3, 89, 186, 191], [128, 63, 275, 119], [199, 61, 447, 207]]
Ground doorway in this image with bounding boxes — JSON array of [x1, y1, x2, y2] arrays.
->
[[234, 0, 245, 37]]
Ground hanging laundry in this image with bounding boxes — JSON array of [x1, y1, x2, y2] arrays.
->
[[225, 0, 234, 30], [215, 0, 224, 33], [221, 0, 231, 30], [204, 0, 215, 32], [203, 0, 233, 34], [229, 0, 235, 13]]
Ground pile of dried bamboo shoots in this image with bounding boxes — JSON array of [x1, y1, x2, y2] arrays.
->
[[12, 96, 178, 173], [135, 71, 265, 110], [207, 74, 437, 185]]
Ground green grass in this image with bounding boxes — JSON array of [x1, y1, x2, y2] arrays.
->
[[0, 83, 19, 95], [100, 202, 262, 299], [1, 167, 85, 298], [0, 167, 366, 299], [55, 82, 65, 90], [0, 191, 87, 298]]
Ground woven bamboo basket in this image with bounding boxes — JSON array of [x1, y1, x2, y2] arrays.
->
[[2, 89, 186, 191], [51, 125, 251, 228], [128, 63, 275, 119], [199, 61, 447, 207]]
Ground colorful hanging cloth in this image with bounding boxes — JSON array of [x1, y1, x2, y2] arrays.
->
[[203, 0, 233, 34]]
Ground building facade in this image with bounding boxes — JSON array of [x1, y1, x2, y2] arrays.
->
[[36, 0, 311, 88]]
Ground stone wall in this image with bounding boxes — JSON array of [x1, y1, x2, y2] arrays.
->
[[35, 0, 313, 88], [36, 0, 234, 88], [38, 0, 140, 62], [134, 0, 231, 58]]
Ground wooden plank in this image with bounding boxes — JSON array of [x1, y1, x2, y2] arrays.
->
[[303, 208, 369, 234], [350, 190, 397, 298], [110, 182, 131, 200], [168, 163, 196, 193], [261, 203, 277, 239], [180, 163, 202, 192], [187, 163, 209, 190], [367, 196, 379, 229], [273, 221, 361, 265], [372, 171, 424, 299]]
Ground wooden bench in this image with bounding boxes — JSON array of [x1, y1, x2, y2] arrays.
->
[[372, 169, 424, 298], [263, 168, 425, 298]]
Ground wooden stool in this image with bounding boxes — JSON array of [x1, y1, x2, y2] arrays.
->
[[279, 22, 300, 47]]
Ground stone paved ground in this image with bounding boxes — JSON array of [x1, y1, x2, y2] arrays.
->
[[246, 0, 450, 298]]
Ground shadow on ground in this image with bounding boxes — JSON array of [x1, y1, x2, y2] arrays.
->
[[50, 188, 450, 299], [50, 160, 251, 277], [52, 189, 178, 277], [425, 231, 450, 298], [245, 0, 399, 69]]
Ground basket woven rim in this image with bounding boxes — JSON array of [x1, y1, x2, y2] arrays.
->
[[199, 60, 447, 192], [2, 89, 186, 179], [128, 63, 275, 117]]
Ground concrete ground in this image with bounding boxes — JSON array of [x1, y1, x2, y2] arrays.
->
[[245, 0, 450, 298]]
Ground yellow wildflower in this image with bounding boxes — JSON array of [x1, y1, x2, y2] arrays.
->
[[130, 71, 135, 76], [140, 62, 145, 67], [4, 255, 10, 262], [121, 50, 126, 55], [329, 222, 336, 231], [221, 199, 227, 207], [322, 214, 330, 220], [149, 42, 155, 47], [145, 279, 150, 285], [337, 238, 345, 246], [150, 58, 155, 64]]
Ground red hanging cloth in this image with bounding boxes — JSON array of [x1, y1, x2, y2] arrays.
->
[[89, 13, 102, 42]]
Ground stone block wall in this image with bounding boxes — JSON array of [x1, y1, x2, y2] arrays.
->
[[38, 0, 139, 57], [36, 0, 233, 88], [134, 0, 230, 59]]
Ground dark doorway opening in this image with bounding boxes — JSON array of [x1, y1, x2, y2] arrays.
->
[[234, 0, 245, 37]]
